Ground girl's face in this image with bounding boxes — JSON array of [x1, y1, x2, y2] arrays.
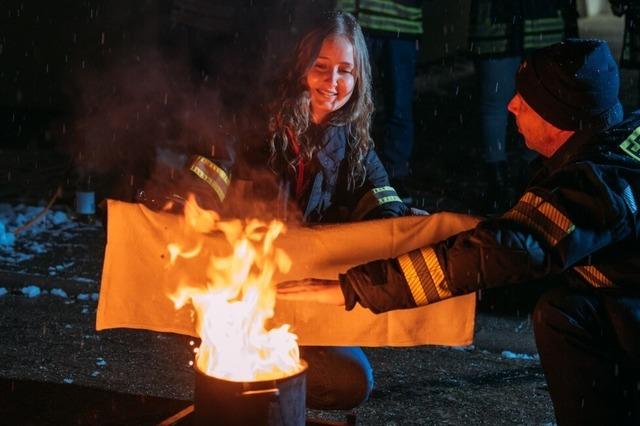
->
[[306, 35, 355, 124]]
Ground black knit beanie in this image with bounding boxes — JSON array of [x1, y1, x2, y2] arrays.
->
[[516, 39, 623, 131]]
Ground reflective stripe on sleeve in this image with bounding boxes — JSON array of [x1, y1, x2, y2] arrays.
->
[[622, 185, 638, 214], [573, 265, 614, 288], [503, 192, 575, 247], [358, 0, 422, 20], [357, 13, 423, 34], [188, 155, 230, 202], [351, 186, 403, 220], [397, 246, 451, 306]]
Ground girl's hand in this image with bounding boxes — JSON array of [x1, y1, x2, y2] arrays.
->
[[277, 279, 345, 306]]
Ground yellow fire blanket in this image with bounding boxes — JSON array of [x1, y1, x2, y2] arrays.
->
[[96, 200, 479, 347]]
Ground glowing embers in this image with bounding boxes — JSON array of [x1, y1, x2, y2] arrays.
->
[[167, 195, 302, 382]]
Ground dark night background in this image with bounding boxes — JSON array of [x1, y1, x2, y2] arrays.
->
[[0, 1, 633, 424]]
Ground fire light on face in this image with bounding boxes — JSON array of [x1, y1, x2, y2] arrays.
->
[[168, 195, 301, 382]]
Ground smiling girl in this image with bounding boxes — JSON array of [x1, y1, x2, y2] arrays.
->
[[266, 11, 409, 410], [268, 11, 408, 224]]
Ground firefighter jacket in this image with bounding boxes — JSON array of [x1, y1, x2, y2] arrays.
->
[[336, 0, 424, 39], [273, 123, 408, 223], [468, 0, 578, 58], [610, 0, 640, 68], [339, 112, 640, 314]]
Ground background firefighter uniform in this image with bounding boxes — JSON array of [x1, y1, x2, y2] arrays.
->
[[469, 0, 578, 57], [468, 0, 579, 212], [610, 0, 640, 69], [336, 0, 423, 182]]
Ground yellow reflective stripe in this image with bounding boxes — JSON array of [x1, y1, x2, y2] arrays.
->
[[398, 252, 429, 305], [188, 155, 230, 202], [359, 0, 422, 20], [524, 15, 564, 32], [420, 247, 451, 299], [574, 266, 614, 288], [620, 125, 640, 162], [352, 186, 403, 220], [358, 13, 422, 34], [372, 185, 395, 194], [503, 192, 575, 246], [398, 246, 451, 306], [524, 34, 564, 50], [191, 155, 230, 185]]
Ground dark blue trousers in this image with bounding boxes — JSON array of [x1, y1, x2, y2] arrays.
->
[[534, 287, 640, 425], [366, 36, 417, 179], [300, 346, 374, 410]]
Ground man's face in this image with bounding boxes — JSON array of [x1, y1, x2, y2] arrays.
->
[[306, 35, 355, 124], [507, 93, 567, 158]]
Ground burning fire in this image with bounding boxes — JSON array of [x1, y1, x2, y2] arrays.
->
[[168, 195, 301, 382]]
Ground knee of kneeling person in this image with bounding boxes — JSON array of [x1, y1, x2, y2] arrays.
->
[[333, 361, 374, 410]]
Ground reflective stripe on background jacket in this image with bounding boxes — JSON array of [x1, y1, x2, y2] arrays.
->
[[468, 0, 578, 57], [336, 0, 423, 38], [273, 124, 408, 223], [340, 112, 640, 314]]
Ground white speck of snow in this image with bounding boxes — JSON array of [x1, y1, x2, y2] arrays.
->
[[501, 350, 539, 361], [50, 288, 68, 298], [21, 285, 41, 298], [77, 293, 90, 301], [91, 292, 99, 301], [71, 277, 95, 283], [96, 358, 107, 367], [64, 324, 72, 329], [0, 287, 7, 297], [63, 378, 74, 384], [91, 371, 100, 377], [81, 307, 89, 314]]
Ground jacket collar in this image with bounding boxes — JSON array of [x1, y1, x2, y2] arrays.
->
[[538, 129, 598, 176]]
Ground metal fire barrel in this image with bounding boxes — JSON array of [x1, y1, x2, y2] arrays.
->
[[193, 361, 307, 426]]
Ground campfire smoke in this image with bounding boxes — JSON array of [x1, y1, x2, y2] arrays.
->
[[168, 195, 302, 382]]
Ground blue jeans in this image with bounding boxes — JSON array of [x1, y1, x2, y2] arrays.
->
[[475, 56, 522, 164], [300, 346, 374, 410], [366, 36, 417, 179]]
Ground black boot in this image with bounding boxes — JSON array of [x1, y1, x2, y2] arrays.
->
[[484, 161, 516, 215]]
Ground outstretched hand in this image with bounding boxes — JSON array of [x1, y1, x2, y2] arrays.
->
[[277, 278, 345, 306]]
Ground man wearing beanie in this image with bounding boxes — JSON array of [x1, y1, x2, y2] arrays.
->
[[279, 39, 640, 424]]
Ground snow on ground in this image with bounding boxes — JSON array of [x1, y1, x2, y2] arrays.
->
[[0, 202, 99, 264], [501, 350, 540, 361]]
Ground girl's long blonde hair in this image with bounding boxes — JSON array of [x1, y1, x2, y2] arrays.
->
[[269, 11, 374, 189]]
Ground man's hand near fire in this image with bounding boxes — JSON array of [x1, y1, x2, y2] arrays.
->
[[277, 279, 345, 306]]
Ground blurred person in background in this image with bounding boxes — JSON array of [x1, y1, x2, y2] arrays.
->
[[468, 0, 578, 213], [610, 0, 640, 107], [336, 0, 425, 203]]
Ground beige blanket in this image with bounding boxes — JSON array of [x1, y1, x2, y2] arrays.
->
[[96, 200, 479, 346]]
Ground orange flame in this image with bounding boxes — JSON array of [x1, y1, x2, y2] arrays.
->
[[168, 195, 300, 381]]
